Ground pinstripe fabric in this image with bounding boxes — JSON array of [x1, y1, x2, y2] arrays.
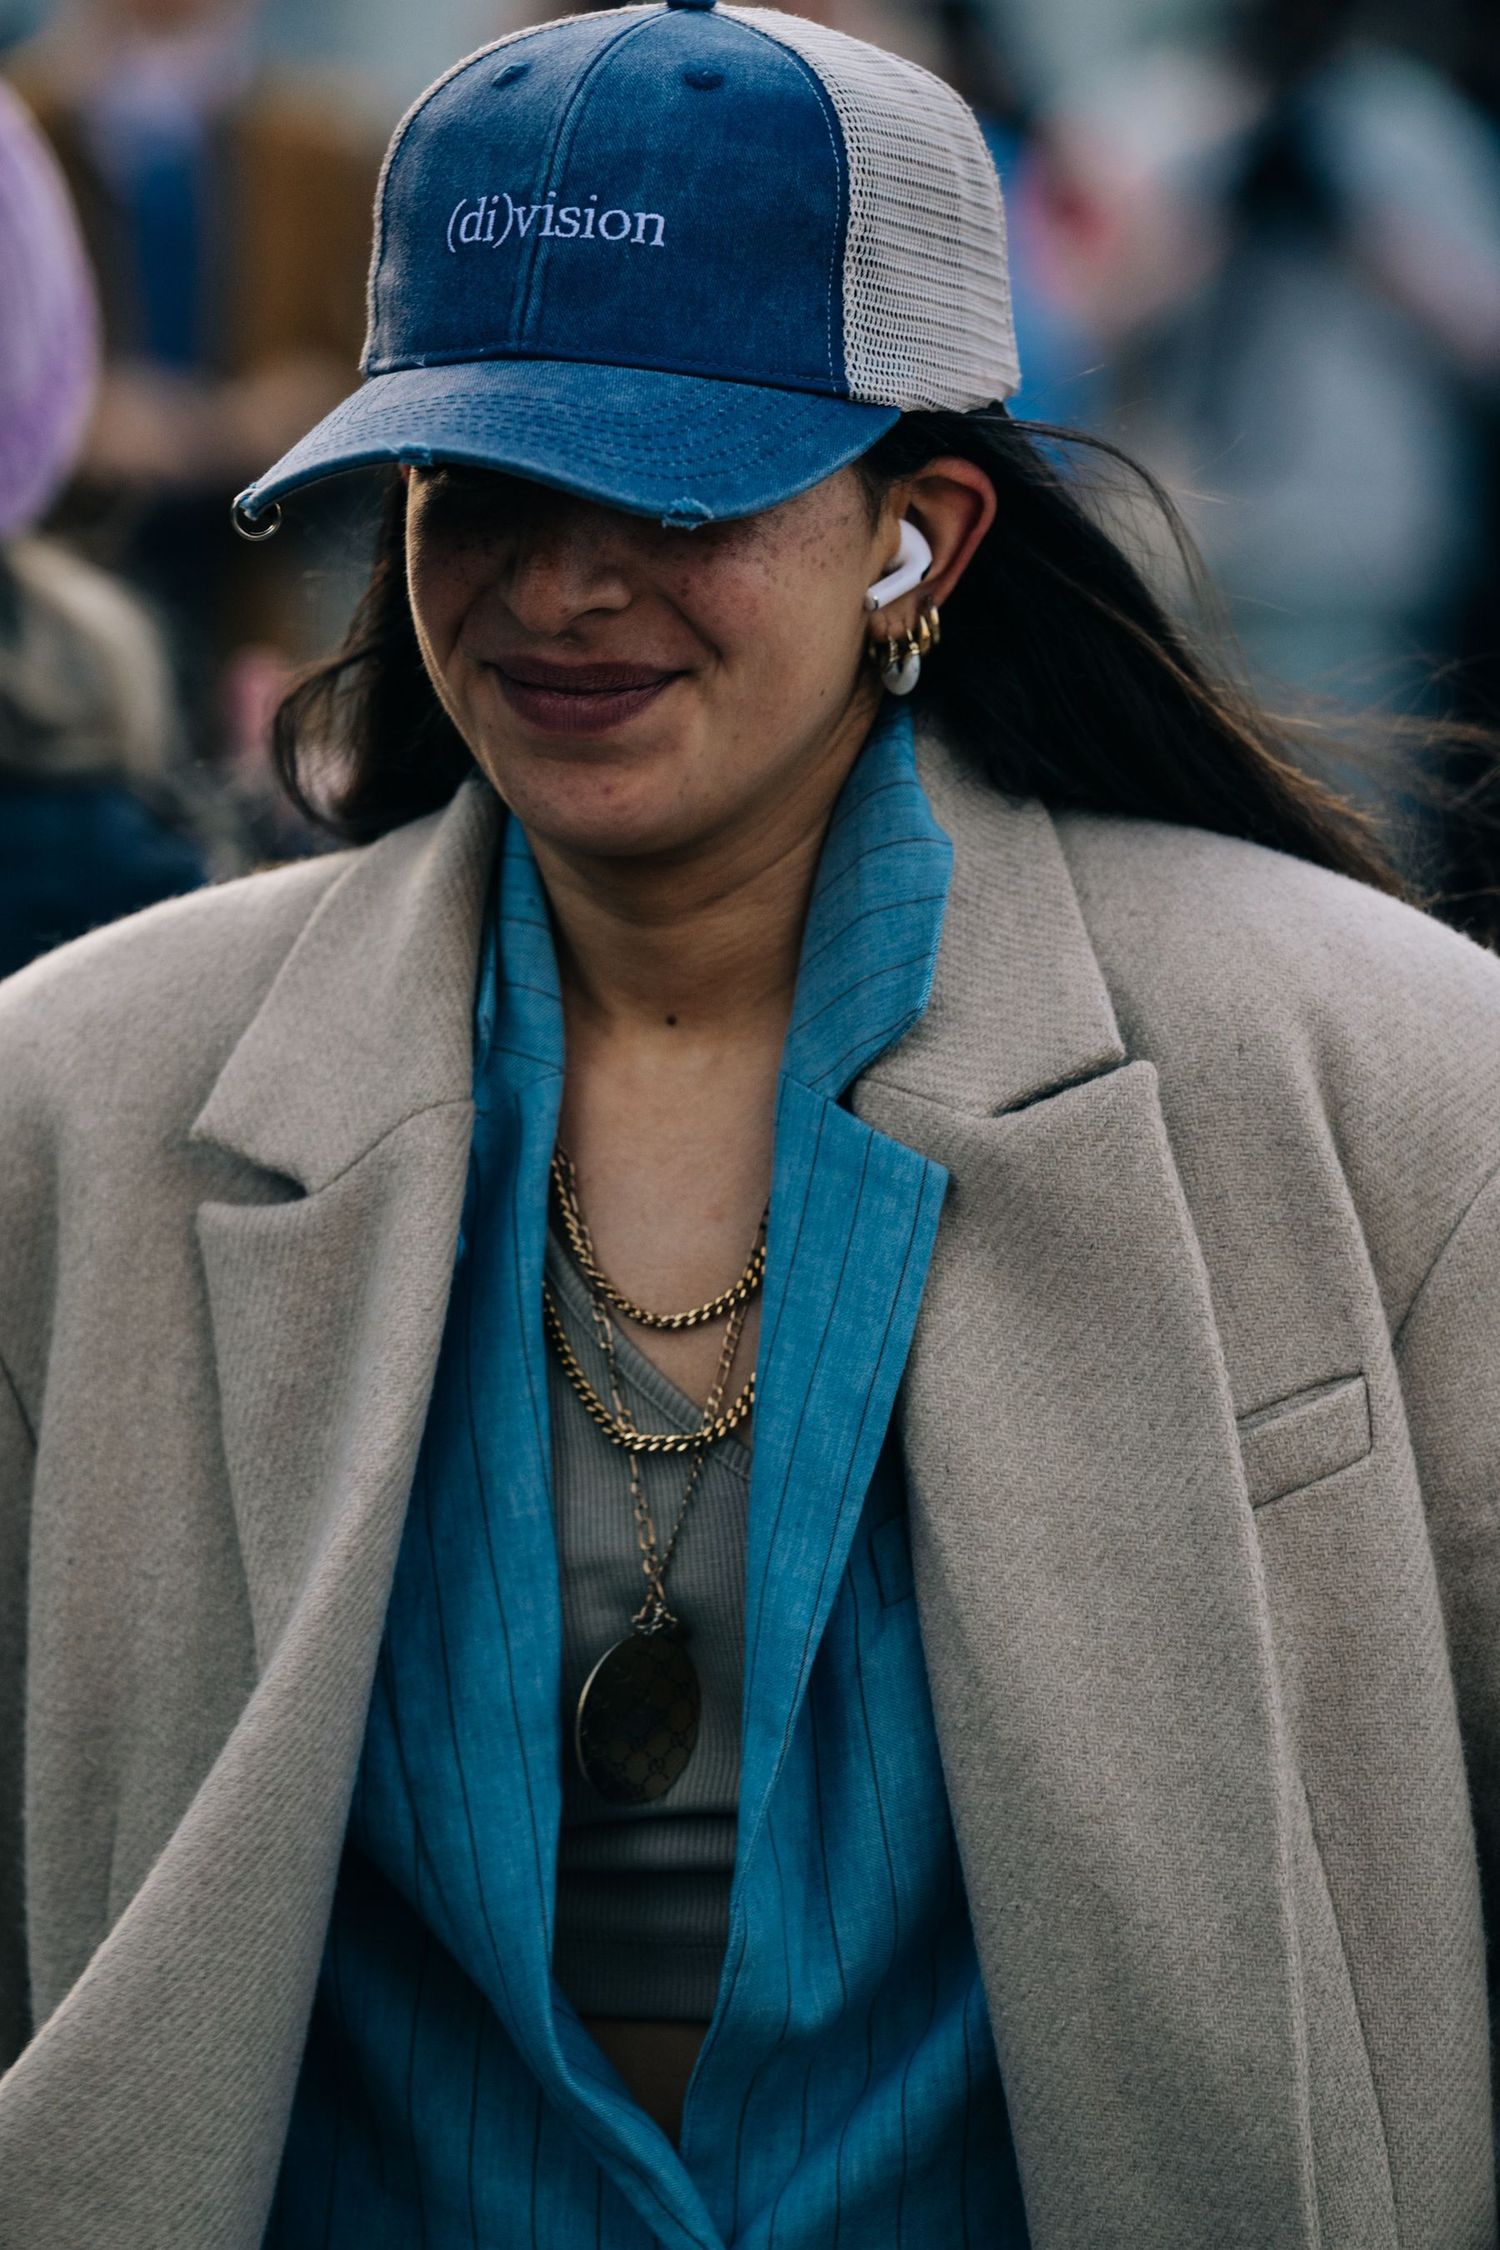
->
[[267, 702, 1029, 2246]]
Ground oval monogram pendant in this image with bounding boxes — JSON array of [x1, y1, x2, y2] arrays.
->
[[574, 1628, 702, 1805]]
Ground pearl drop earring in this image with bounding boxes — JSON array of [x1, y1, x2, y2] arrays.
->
[[880, 633, 922, 696], [867, 602, 941, 698]]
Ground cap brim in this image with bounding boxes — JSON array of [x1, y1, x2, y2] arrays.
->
[[234, 358, 901, 530]]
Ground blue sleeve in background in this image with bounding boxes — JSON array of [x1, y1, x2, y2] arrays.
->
[[0, 776, 208, 982]]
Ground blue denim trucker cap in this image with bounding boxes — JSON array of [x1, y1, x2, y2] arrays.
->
[[231, 1, 1020, 534]]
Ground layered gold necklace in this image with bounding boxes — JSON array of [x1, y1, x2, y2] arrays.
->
[[543, 1148, 766, 1804]]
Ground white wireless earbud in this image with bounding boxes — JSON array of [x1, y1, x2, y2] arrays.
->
[[864, 518, 933, 611]]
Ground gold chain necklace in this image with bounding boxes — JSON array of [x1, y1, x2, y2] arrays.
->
[[541, 1286, 756, 1453], [551, 1149, 766, 1331], [545, 1146, 763, 1804], [543, 1150, 764, 1451]]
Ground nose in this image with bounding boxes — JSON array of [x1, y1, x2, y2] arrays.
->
[[501, 499, 635, 637]]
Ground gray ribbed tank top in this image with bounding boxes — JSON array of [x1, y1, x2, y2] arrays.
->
[[546, 1228, 750, 2023]]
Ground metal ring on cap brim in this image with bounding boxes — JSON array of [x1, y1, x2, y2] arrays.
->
[[232, 493, 283, 542]]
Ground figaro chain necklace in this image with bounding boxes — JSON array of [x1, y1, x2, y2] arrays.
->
[[543, 1149, 766, 1804]]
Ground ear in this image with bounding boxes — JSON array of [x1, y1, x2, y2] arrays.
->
[[868, 456, 997, 635]]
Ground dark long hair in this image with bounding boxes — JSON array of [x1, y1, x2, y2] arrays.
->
[[272, 409, 1418, 897]]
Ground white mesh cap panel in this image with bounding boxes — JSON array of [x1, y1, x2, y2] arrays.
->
[[726, 7, 1019, 410]]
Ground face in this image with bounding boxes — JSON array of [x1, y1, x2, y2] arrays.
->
[[405, 465, 894, 866]]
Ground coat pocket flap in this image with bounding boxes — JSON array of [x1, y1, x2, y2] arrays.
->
[[1237, 1373, 1372, 1510]]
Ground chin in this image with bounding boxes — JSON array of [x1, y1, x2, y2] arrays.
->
[[489, 744, 722, 864]]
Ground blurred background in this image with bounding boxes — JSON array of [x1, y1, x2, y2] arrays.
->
[[3, 0, 1499, 971]]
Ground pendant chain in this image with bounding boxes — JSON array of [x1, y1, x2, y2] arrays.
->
[[591, 1285, 748, 1630]]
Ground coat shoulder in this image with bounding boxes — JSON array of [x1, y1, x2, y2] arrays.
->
[[0, 850, 355, 1135], [1053, 809, 1500, 1321], [1053, 808, 1500, 1056]]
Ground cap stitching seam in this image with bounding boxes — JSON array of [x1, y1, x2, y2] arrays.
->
[[515, 10, 665, 346], [366, 23, 533, 363], [363, 7, 658, 360], [364, 340, 845, 390], [717, 13, 843, 391], [723, 3, 1016, 406], [271, 418, 859, 474], [249, 398, 897, 507], [287, 397, 886, 471]]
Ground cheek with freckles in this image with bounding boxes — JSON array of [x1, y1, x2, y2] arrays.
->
[[406, 491, 510, 675], [653, 479, 875, 700]]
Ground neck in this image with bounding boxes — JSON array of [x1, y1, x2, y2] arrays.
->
[[529, 705, 881, 1048]]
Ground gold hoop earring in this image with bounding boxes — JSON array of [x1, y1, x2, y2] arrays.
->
[[865, 599, 942, 698]]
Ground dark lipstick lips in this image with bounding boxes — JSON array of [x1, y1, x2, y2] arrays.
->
[[494, 658, 681, 693]]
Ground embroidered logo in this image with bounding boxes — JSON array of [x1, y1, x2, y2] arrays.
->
[[446, 192, 666, 253]]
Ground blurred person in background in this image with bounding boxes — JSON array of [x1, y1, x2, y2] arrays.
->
[[1034, 0, 1500, 898], [925, 0, 1105, 429], [0, 76, 205, 980], [4, 0, 378, 774]]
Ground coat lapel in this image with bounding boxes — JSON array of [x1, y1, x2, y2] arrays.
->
[[182, 776, 501, 2230], [184, 780, 504, 2192], [191, 777, 502, 1670], [853, 733, 1316, 2249]]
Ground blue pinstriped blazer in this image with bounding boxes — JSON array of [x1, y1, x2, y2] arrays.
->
[[267, 702, 1031, 2246]]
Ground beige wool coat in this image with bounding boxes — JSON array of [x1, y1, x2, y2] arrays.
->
[[3, 730, 1500, 2249]]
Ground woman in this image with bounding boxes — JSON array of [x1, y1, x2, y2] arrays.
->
[[2, 8, 1499, 2247]]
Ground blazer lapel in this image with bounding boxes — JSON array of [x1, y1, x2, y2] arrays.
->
[[853, 733, 1316, 2249]]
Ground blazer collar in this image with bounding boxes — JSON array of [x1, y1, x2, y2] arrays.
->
[[191, 775, 503, 1190], [857, 719, 1126, 1119]]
